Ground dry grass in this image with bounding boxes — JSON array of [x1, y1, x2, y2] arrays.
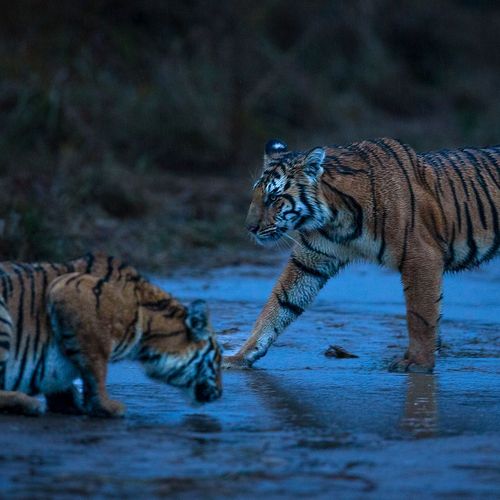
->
[[0, 159, 270, 272], [0, 1, 499, 271]]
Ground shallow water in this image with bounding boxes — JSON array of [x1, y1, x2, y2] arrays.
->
[[1, 258, 499, 498]]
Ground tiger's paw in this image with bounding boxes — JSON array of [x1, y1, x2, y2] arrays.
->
[[86, 399, 126, 418], [389, 357, 434, 374], [222, 355, 253, 370], [1, 393, 45, 416], [19, 394, 45, 416]]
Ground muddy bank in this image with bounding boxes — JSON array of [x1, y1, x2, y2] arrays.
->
[[0, 258, 499, 498]]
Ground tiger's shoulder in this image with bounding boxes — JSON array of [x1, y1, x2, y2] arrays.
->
[[48, 253, 187, 335], [49, 252, 154, 320]]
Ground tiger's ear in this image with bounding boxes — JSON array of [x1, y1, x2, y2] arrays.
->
[[264, 139, 288, 157], [186, 300, 210, 341], [304, 147, 325, 180]]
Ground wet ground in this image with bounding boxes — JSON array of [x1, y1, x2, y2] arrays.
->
[[1, 256, 499, 498]]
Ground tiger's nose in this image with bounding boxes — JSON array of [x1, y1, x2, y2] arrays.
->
[[195, 382, 222, 403], [247, 224, 259, 234]]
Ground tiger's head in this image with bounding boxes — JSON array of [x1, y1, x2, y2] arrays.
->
[[137, 283, 222, 403], [246, 139, 330, 244]]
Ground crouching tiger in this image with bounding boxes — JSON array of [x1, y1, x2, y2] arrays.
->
[[0, 253, 222, 417], [224, 138, 499, 372]]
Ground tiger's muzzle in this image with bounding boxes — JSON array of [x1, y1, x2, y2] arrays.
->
[[194, 381, 222, 403]]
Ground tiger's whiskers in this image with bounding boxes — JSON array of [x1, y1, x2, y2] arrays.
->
[[283, 232, 303, 249]]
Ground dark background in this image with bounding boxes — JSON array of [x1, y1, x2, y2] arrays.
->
[[1, 0, 499, 271]]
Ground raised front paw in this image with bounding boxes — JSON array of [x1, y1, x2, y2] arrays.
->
[[389, 357, 434, 374], [86, 398, 126, 418], [222, 355, 253, 370]]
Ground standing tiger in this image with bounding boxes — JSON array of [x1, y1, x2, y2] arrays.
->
[[0, 253, 222, 417], [223, 138, 499, 372]]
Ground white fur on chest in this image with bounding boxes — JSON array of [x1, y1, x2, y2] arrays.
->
[[38, 344, 79, 394]]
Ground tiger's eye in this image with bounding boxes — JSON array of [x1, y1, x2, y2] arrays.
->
[[268, 194, 278, 203]]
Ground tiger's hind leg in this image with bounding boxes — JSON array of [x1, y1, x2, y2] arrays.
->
[[0, 391, 44, 416], [46, 384, 84, 415], [390, 252, 443, 374], [0, 304, 41, 415], [0, 298, 13, 390]]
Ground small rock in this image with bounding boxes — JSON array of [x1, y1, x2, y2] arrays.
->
[[324, 345, 359, 359], [220, 327, 239, 335], [324, 322, 346, 328]]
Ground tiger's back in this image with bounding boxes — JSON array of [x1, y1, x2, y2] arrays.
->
[[315, 139, 499, 272]]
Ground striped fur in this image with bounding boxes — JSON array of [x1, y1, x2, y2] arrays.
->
[[0, 253, 222, 416], [224, 138, 499, 372]]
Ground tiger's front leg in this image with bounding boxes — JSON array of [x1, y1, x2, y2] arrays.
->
[[58, 330, 124, 417], [47, 274, 125, 417], [224, 253, 341, 368], [49, 299, 125, 418], [60, 331, 125, 417], [57, 328, 125, 417], [390, 253, 443, 373], [79, 359, 126, 418]]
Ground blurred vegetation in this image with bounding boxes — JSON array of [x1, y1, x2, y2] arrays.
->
[[0, 0, 499, 270]]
